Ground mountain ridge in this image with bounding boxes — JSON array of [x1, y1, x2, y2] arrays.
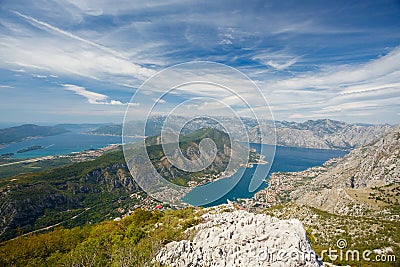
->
[[0, 128, 247, 241], [252, 124, 400, 216], [0, 124, 69, 146], [89, 117, 393, 150]]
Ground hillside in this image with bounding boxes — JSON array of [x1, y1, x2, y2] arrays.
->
[[142, 128, 247, 187], [290, 125, 400, 215], [247, 126, 400, 266], [0, 207, 204, 266], [271, 119, 393, 150], [0, 149, 144, 241], [252, 125, 400, 215], [90, 117, 393, 150], [0, 124, 69, 146], [0, 127, 398, 266], [0, 128, 254, 241], [0, 203, 334, 267]]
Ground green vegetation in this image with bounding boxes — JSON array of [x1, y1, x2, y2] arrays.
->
[[88, 124, 122, 136], [0, 149, 143, 241], [368, 183, 400, 205], [144, 128, 233, 186], [0, 157, 73, 178], [16, 145, 44, 153], [0, 152, 14, 159], [0, 207, 203, 266], [0, 124, 68, 145], [0, 128, 249, 241], [265, 203, 399, 267]]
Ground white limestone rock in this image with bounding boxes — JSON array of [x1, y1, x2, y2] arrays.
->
[[155, 209, 322, 267]]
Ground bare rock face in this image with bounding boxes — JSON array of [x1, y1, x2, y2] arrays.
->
[[96, 117, 393, 150], [155, 209, 322, 267], [291, 125, 400, 215]]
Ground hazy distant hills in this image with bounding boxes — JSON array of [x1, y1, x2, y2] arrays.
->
[[0, 124, 68, 146], [89, 117, 393, 150]]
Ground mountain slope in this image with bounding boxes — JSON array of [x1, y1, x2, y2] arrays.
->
[[127, 128, 249, 188], [253, 125, 400, 216], [0, 150, 141, 241], [0, 124, 68, 146], [91, 117, 393, 150], [0, 128, 250, 241], [273, 119, 393, 150]]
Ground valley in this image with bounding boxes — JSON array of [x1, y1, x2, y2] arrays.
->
[[0, 121, 398, 266]]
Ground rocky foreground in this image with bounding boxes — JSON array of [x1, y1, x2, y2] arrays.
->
[[155, 206, 327, 267]]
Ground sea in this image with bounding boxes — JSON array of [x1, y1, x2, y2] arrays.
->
[[0, 127, 347, 206], [182, 143, 347, 206], [0, 125, 138, 159]]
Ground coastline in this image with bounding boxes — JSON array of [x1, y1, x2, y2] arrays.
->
[[187, 152, 267, 188], [83, 132, 146, 139], [0, 143, 121, 168]]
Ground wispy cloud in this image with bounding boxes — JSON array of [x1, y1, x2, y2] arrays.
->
[[62, 84, 125, 105], [262, 46, 400, 121], [274, 47, 400, 90], [0, 0, 399, 123], [252, 52, 301, 71], [1, 11, 155, 84]]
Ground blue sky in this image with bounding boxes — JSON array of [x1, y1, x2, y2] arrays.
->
[[0, 0, 399, 124]]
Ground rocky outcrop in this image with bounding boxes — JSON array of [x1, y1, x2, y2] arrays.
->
[[155, 208, 323, 267], [83, 163, 139, 192]]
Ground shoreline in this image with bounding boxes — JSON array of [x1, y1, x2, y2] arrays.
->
[[83, 132, 146, 139], [0, 143, 121, 168], [187, 152, 267, 189]]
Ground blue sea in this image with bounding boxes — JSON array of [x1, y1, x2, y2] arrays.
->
[[182, 143, 347, 206], [0, 126, 348, 206], [0, 125, 138, 159]]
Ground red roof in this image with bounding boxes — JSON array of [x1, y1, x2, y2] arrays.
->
[[155, 205, 163, 209]]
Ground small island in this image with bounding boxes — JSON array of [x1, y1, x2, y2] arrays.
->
[[16, 145, 44, 154], [0, 153, 15, 159]]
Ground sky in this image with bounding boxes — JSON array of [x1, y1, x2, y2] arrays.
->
[[0, 0, 399, 124]]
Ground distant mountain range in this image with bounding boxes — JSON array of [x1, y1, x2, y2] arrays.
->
[[248, 124, 400, 266], [0, 124, 68, 146], [1, 122, 398, 265], [0, 128, 239, 241], [89, 117, 393, 150], [291, 124, 400, 215], [254, 124, 400, 216], [1, 119, 390, 151]]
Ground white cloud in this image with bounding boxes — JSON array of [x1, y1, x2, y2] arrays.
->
[[265, 57, 298, 71], [262, 46, 400, 122], [153, 98, 166, 104], [62, 84, 107, 103], [62, 84, 126, 105], [0, 11, 155, 84], [274, 47, 400, 90], [127, 102, 140, 107], [253, 52, 300, 71], [109, 100, 124, 105]]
